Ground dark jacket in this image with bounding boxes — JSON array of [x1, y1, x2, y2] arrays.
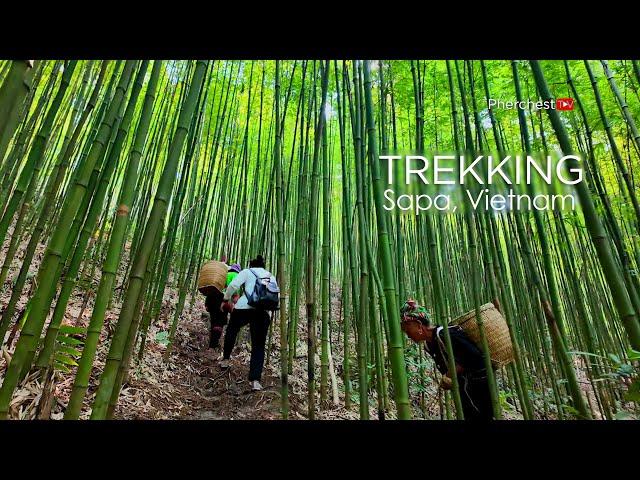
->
[[424, 325, 486, 377]]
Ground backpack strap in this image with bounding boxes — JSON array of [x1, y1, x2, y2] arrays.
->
[[243, 269, 255, 299], [249, 268, 269, 280], [244, 268, 268, 299]]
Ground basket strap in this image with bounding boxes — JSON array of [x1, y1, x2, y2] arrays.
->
[[435, 326, 463, 366], [435, 326, 448, 364]]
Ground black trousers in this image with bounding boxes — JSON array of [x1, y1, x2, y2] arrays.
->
[[205, 290, 227, 348], [459, 374, 494, 421], [222, 308, 271, 381]]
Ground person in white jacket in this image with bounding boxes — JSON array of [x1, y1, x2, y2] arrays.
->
[[219, 255, 273, 391]]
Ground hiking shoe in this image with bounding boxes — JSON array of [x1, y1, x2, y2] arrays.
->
[[250, 380, 263, 391], [219, 359, 231, 369]]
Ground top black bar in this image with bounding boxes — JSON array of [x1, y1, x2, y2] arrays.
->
[[2, 10, 637, 59]]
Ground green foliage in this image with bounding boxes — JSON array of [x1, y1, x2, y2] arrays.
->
[[561, 404, 581, 418], [155, 330, 170, 346], [614, 410, 635, 420], [53, 325, 85, 373], [499, 389, 515, 413], [624, 378, 640, 403], [570, 349, 640, 407]]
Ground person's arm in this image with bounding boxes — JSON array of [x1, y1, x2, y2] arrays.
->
[[441, 367, 464, 391], [441, 364, 463, 390], [223, 270, 247, 301]]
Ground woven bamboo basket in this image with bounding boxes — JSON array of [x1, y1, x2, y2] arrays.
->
[[451, 303, 514, 368], [197, 261, 228, 296]]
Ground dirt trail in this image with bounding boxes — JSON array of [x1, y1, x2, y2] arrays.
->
[[113, 297, 289, 420], [110, 293, 363, 420], [1, 287, 324, 420]]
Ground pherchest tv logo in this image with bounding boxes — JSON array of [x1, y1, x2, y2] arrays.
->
[[488, 97, 574, 111], [556, 98, 574, 110]]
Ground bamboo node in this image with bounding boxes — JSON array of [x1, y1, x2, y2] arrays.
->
[[116, 204, 130, 216]]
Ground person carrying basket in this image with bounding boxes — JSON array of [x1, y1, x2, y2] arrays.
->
[[400, 298, 494, 420]]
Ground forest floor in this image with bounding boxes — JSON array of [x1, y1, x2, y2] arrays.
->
[[0, 278, 368, 420], [0, 282, 387, 420], [0, 221, 391, 419], [106, 289, 372, 421]]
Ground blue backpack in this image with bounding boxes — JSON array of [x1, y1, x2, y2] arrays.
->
[[244, 269, 280, 310]]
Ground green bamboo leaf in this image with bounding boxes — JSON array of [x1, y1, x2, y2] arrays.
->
[[561, 404, 580, 417], [616, 364, 634, 377], [627, 348, 640, 361], [608, 353, 622, 365], [58, 325, 86, 335], [54, 352, 78, 366], [57, 335, 84, 346], [614, 411, 634, 420], [0, 58, 638, 422], [568, 350, 608, 361], [624, 379, 640, 403], [56, 345, 83, 358], [54, 363, 72, 373]]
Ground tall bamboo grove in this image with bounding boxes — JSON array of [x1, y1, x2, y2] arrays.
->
[[0, 59, 639, 420]]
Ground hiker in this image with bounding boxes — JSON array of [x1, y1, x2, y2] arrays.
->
[[227, 263, 241, 290], [400, 299, 494, 421], [203, 263, 241, 349], [220, 255, 278, 391], [204, 290, 225, 349]]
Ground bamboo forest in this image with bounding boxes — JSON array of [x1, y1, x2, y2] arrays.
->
[[1, 58, 640, 421]]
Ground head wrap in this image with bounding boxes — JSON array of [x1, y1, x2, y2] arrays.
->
[[400, 298, 431, 325]]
